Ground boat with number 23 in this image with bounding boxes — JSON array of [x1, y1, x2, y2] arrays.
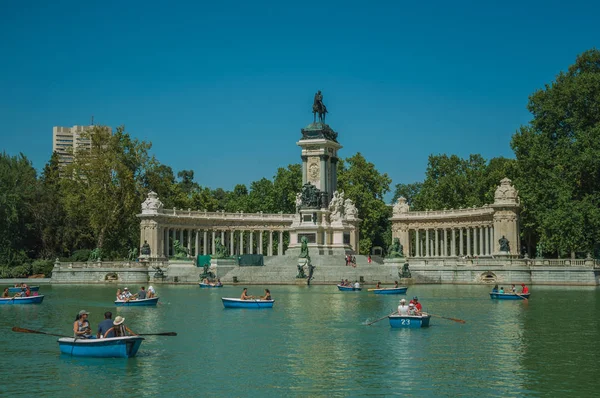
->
[[388, 314, 431, 328]]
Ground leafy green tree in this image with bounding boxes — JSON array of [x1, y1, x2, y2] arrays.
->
[[143, 162, 176, 208], [0, 152, 39, 266], [337, 153, 392, 254], [391, 182, 423, 207], [61, 125, 152, 257], [247, 178, 275, 212], [271, 164, 302, 214], [34, 152, 70, 258], [511, 49, 600, 257]]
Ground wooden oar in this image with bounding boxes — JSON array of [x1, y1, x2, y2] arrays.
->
[[366, 311, 397, 326], [137, 332, 177, 336], [428, 314, 466, 324], [12, 326, 68, 338], [515, 293, 528, 301], [367, 288, 382, 291]]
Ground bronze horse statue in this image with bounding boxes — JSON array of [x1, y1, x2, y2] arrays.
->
[[312, 90, 328, 123]]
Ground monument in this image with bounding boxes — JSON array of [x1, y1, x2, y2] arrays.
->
[[287, 91, 361, 256]]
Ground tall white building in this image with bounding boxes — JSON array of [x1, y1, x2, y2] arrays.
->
[[52, 125, 95, 167]]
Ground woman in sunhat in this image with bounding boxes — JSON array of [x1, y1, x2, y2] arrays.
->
[[103, 316, 137, 338]]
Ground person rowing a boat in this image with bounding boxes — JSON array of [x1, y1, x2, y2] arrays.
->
[[260, 289, 272, 300], [491, 284, 499, 293], [116, 288, 123, 300], [410, 296, 422, 312], [2, 288, 10, 298], [394, 281, 399, 288], [240, 288, 254, 300], [103, 316, 137, 338], [521, 283, 529, 294], [147, 286, 156, 298], [375, 282, 381, 289], [74, 310, 93, 339], [215, 279, 223, 287]]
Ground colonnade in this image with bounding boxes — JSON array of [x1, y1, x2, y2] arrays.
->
[[155, 227, 287, 258], [409, 225, 494, 258]]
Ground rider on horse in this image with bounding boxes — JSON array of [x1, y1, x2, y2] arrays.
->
[[313, 90, 328, 123]]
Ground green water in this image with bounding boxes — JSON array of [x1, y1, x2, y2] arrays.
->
[[1, 284, 599, 397]]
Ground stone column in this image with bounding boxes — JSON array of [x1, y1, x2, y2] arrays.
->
[[239, 230, 244, 255], [466, 228, 471, 256], [163, 228, 168, 257], [451, 229, 456, 256], [268, 231, 273, 256], [458, 228, 463, 256], [278, 231, 284, 255], [415, 229, 420, 257], [434, 229, 438, 257], [301, 155, 308, 184], [170, 229, 176, 256], [320, 155, 328, 199], [425, 229, 429, 257], [210, 231, 215, 255], [229, 230, 235, 256], [202, 230, 207, 255], [194, 230, 199, 256], [258, 230, 263, 255], [442, 228, 448, 257], [249, 231, 254, 255], [331, 157, 338, 193]]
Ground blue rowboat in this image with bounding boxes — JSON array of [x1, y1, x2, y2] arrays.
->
[[58, 336, 144, 358], [114, 297, 159, 306], [222, 298, 274, 308], [8, 286, 40, 293], [372, 287, 408, 295], [337, 285, 361, 291], [490, 292, 530, 300], [388, 314, 431, 328], [0, 295, 44, 305], [199, 283, 223, 288]]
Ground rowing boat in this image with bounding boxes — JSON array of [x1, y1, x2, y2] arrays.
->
[[489, 292, 530, 300], [372, 287, 408, 295], [199, 283, 223, 288], [0, 295, 44, 305], [337, 285, 361, 291], [114, 297, 159, 306], [58, 336, 144, 358], [7, 286, 40, 294], [388, 314, 431, 328], [222, 298, 274, 308]]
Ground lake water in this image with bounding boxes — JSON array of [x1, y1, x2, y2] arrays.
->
[[1, 284, 599, 396]]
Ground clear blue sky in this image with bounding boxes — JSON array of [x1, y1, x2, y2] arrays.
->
[[1, 0, 598, 200]]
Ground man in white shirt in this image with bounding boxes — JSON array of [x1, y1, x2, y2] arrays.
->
[[122, 288, 132, 299], [398, 299, 409, 315], [354, 281, 360, 289]]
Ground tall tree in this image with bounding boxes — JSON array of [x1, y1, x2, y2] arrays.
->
[[61, 125, 152, 257], [511, 49, 600, 257], [337, 153, 392, 254], [0, 152, 39, 266], [272, 164, 302, 214], [391, 182, 423, 207]]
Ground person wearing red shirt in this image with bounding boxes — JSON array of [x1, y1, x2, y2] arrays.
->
[[410, 296, 423, 312], [521, 283, 529, 294]]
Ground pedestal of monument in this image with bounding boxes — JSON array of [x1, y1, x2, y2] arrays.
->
[[210, 258, 237, 279]]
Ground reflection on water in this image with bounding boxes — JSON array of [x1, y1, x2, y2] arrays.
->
[[0, 284, 599, 396]]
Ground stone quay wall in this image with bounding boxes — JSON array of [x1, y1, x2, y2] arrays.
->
[[47, 257, 600, 286], [50, 261, 161, 284]]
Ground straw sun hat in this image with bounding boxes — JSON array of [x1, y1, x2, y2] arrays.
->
[[113, 316, 125, 326]]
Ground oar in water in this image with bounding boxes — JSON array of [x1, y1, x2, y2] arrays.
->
[[515, 293, 528, 301], [366, 311, 397, 326], [137, 332, 177, 336], [12, 326, 68, 338], [428, 314, 466, 324]]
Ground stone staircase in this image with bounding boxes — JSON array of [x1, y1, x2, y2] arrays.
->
[[220, 254, 403, 284]]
